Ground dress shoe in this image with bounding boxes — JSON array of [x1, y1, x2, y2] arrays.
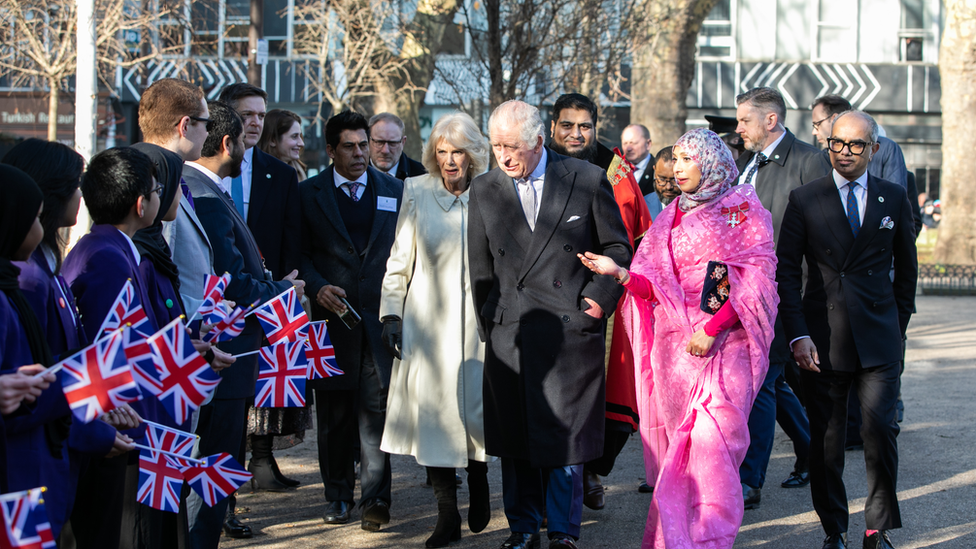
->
[[822, 532, 846, 549], [499, 532, 540, 549], [361, 498, 391, 532], [548, 533, 579, 548], [742, 483, 761, 510], [322, 500, 352, 524], [582, 469, 605, 510], [269, 456, 300, 487], [222, 517, 252, 539], [638, 481, 654, 493], [780, 469, 810, 488], [247, 458, 289, 492], [863, 530, 895, 549]]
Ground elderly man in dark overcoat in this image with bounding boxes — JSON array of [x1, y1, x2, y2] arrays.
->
[[468, 100, 631, 549]]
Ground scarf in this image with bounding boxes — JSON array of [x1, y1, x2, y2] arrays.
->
[[675, 128, 739, 212], [131, 143, 184, 290]]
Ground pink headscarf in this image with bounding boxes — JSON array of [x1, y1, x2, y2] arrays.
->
[[674, 128, 739, 212]]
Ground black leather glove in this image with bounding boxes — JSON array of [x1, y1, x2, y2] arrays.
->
[[381, 316, 402, 360]]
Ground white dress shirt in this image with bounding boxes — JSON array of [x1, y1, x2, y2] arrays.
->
[[833, 169, 868, 227], [334, 168, 369, 200], [186, 161, 229, 195], [221, 147, 254, 219], [118, 228, 141, 265], [737, 131, 787, 186], [632, 154, 651, 183], [514, 148, 548, 223]]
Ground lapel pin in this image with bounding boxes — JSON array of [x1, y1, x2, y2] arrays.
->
[[878, 196, 884, 203], [266, 174, 272, 179]]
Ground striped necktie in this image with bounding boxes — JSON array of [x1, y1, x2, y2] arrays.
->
[[743, 152, 767, 185]]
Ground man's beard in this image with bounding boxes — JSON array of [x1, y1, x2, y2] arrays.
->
[[745, 127, 769, 153], [657, 189, 678, 205], [228, 144, 245, 178], [551, 139, 597, 164]]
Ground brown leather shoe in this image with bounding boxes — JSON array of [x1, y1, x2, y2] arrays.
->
[[582, 469, 605, 510]]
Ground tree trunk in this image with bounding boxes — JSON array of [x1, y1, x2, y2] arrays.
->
[[934, 0, 976, 264], [630, 0, 717, 147], [47, 83, 59, 142]]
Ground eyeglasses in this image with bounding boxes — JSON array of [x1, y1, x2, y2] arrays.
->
[[655, 175, 676, 186], [370, 138, 404, 149], [189, 115, 210, 124], [826, 138, 871, 156], [811, 116, 831, 131], [150, 184, 164, 197]]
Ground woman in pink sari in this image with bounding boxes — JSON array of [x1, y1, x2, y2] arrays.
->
[[580, 128, 778, 548]]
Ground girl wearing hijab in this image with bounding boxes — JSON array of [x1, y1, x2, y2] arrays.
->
[[3, 140, 127, 541], [0, 164, 57, 493], [579, 128, 778, 548]]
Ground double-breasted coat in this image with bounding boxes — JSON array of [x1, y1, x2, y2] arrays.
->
[[467, 149, 631, 468]]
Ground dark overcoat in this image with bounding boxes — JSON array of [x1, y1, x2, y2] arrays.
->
[[298, 166, 402, 391], [467, 149, 631, 468]]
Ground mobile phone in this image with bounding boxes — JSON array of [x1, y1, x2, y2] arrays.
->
[[337, 297, 361, 329]]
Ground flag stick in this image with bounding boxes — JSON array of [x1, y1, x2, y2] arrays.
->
[[142, 419, 199, 439], [230, 349, 263, 359], [32, 362, 65, 379], [132, 443, 204, 465], [245, 287, 294, 318]]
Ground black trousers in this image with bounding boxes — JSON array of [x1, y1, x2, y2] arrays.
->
[[314, 345, 391, 507], [186, 398, 249, 549], [803, 361, 902, 535]]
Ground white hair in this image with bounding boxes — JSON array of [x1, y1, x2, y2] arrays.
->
[[488, 100, 545, 148]]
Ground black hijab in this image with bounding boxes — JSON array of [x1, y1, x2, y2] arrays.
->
[[131, 143, 183, 289], [0, 164, 53, 368]]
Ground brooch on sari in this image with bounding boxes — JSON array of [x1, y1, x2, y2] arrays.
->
[[721, 202, 750, 228]]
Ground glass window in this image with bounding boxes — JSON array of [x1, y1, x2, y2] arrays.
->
[[697, 0, 734, 60], [899, 0, 925, 62]]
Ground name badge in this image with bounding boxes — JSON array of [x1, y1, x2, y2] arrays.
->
[[377, 196, 397, 212]]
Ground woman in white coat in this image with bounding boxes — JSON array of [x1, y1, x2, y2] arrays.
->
[[379, 112, 491, 548]]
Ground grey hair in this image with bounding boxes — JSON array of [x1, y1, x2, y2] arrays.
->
[[488, 100, 545, 148], [736, 87, 787, 125], [833, 110, 880, 143], [624, 124, 651, 140], [422, 111, 491, 180], [368, 112, 405, 134]]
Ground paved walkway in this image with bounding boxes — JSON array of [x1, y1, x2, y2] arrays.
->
[[220, 295, 976, 548]]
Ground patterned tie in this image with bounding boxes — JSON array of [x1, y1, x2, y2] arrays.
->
[[345, 181, 362, 202], [517, 178, 537, 231], [743, 152, 767, 186], [846, 182, 860, 238], [231, 174, 245, 218]]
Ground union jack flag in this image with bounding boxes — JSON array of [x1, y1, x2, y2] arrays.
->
[[0, 488, 55, 549], [96, 279, 151, 339], [136, 448, 187, 513], [196, 273, 231, 320], [305, 322, 343, 380], [147, 318, 221, 425], [60, 329, 141, 423], [255, 341, 307, 408], [202, 301, 254, 344], [124, 325, 163, 397], [253, 287, 309, 345], [183, 453, 252, 507], [141, 423, 197, 468]]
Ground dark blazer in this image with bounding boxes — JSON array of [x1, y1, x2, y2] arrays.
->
[[735, 129, 831, 244], [299, 166, 403, 391], [182, 164, 292, 399], [467, 148, 632, 468], [246, 148, 302, 279], [776, 174, 917, 372], [393, 152, 427, 182]]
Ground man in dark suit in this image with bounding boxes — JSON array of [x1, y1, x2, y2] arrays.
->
[[734, 87, 831, 509], [367, 112, 426, 181], [468, 100, 631, 549], [299, 111, 402, 532], [620, 123, 654, 197], [777, 111, 916, 549], [217, 84, 302, 281], [182, 101, 302, 549]]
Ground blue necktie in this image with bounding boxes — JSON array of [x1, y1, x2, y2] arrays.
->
[[231, 175, 245, 218], [846, 182, 860, 238]]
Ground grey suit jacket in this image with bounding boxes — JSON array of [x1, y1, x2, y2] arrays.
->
[[299, 166, 403, 391], [162, 193, 215, 316], [735, 129, 832, 245]]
